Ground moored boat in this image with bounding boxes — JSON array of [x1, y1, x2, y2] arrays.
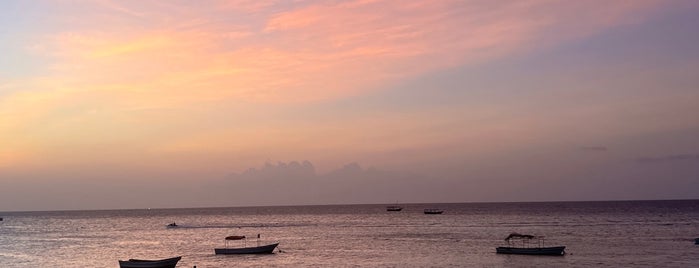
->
[[118, 256, 181, 268], [386, 206, 403, 211], [496, 246, 566, 255], [496, 233, 565, 256], [215, 243, 279, 254], [214, 235, 279, 254], [424, 208, 443, 214]]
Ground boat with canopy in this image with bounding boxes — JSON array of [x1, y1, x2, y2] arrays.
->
[[496, 233, 565, 255]]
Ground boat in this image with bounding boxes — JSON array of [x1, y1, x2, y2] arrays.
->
[[166, 222, 177, 228], [496, 233, 565, 256], [424, 208, 443, 214], [386, 206, 403, 211], [118, 256, 181, 268], [695, 238, 699, 245], [214, 235, 279, 254]]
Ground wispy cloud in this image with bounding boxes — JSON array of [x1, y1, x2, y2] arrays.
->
[[636, 153, 699, 163], [0, 0, 677, 168], [580, 146, 608, 152], [17, 0, 666, 103]]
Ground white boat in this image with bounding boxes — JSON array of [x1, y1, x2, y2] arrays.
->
[[118, 256, 181, 268], [214, 235, 279, 254], [496, 233, 565, 256]]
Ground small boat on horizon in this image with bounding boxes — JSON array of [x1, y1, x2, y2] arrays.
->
[[424, 208, 443, 214], [214, 234, 279, 254], [386, 206, 403, 211], [496, 233, 565, 256], [166, 222, 177, 228], [118, 256, 181, 268]]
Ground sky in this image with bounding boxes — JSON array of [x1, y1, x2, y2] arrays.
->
[[1, 0, 699, 211]]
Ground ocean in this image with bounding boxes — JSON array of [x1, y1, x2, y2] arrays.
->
[[1, 200, 698, 267]]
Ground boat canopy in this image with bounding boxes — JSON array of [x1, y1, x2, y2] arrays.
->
[[505, 233, 538, 241], [225, 235, 246, 240]]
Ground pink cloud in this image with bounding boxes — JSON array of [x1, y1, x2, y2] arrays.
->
[[27, 0, 665, 103], [0, 0, 678, 168]]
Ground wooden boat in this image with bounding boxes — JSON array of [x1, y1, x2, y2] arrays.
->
[[118, 256, 181, 268], [496, 246, 566, 255], [215, 243, 279, 254], [496, 233, 565, 256], [424, 208, 443, 214], [386, 206, 403, 211], [215, 235, 279, 254]]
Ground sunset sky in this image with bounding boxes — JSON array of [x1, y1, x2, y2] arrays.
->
[[1, 0, 699, 211]]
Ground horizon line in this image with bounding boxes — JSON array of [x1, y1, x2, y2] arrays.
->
[[2, 198, 697, 214]]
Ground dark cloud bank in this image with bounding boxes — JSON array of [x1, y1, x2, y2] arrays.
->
[[3, 154, 699, 211], [209, 161, 437, 206]]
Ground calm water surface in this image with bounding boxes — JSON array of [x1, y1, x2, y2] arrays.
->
[[1, 200, 699, 267]]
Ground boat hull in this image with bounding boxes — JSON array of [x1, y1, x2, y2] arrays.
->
[[215, 243, 279, 254], [118, 256, 181, 268], [496, 246, 566, 256], [424, 211, 443, 214]]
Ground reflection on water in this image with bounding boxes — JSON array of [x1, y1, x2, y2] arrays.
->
[[0, 200, 698, 267]]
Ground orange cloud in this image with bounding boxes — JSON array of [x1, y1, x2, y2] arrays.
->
[[29, 0, 665, 103], [0, 0, 672, 169]]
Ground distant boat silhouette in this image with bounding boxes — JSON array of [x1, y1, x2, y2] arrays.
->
[[386, 206, 403, 211], [423, 208, 443, 214], [166, 222, 177, 228]]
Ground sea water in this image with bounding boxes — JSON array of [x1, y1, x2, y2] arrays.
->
[[1, 200, 699, 267]]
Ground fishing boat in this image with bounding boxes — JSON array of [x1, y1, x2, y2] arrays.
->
[[496, 233, 565, 255], [386, 206, 403, 211], [423, 208, 443, 214], [214, 235, 279, 254], [118, 256, 181, 268]]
